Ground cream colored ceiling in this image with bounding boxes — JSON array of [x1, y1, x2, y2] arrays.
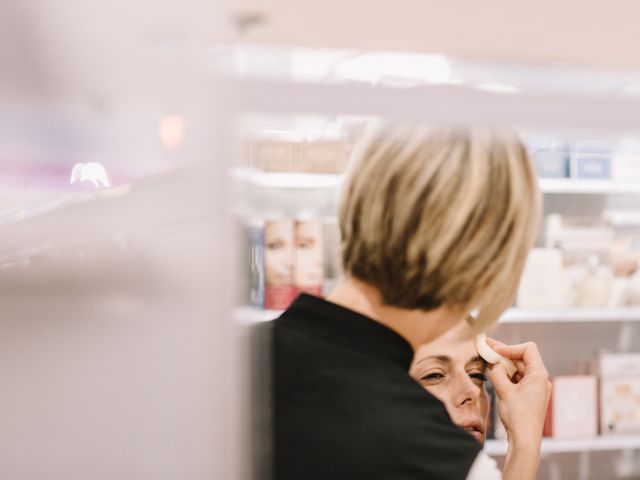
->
[[5, 0, 640, 106], [231, 0, 640, 70]]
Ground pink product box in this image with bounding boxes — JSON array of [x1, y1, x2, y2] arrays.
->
[[551, 376, 598, 438]]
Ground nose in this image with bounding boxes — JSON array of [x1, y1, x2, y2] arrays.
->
[[455, 374, 481, 407]]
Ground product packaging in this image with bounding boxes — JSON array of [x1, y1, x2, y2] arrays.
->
[[264, 219, 297, 309], [613, 151, 640, 181], [575, 255, 612, 308], [529, 138, 570, 178], [294, 219, 324, 296], [599, 353, 640, 377], [248, 221, 265, 308], [600, 378, 640, 434], [322, 219, 342, 296], [250, 139, 297, 172], [599, 353, 640, 435], [571, 142, 612, 179], [550, 376, 598, 438], [297, 140, 351, 174], [516, 248, 568, 308]]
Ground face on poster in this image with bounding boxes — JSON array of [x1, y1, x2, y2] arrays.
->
[[294, 220, 323, 288], [264, 220, 294, 287]]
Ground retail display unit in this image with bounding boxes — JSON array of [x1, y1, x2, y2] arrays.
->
[[226, 45, 640, 480]]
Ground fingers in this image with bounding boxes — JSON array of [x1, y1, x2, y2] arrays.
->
[[485, 339, 548, 385], [491, 341, 545, 370], [486, 337, 505, 349], [486, 362, 512, 396]]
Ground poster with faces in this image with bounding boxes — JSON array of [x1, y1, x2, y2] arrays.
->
[[294, 220, 324, 296], [259, 218, 326, 309], [264, 220, 296, 310]]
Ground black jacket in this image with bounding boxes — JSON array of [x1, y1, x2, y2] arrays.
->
[[273, 294, 482, 480]]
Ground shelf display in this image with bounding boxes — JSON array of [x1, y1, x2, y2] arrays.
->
[[246, 138, 353, 174], [513, 213, 640, 310], [236, 114, 640, 477], [248, 221, 265, 308], [550, 376, 598, 438], [516, 248, 567, 309], [263, 219, 296, 310], [238, 123, 640, 316], [245, 217, 329, 310], [485, 435, 640, 456], [599, 353, 640, 435], [293, 219, 324, 297]]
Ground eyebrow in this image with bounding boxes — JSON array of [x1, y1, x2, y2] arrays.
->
[[467, 355, 487, 367], [412, 355, 451, 368], [414, 354, 486, 368]]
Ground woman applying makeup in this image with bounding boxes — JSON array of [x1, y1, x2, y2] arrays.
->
[[272, 125, 550, 480]]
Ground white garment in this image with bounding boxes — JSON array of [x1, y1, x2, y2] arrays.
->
[[466, 451, 502, 480]]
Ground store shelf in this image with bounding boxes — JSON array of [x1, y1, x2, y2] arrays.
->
[[485, 435, 640, 456], [501, 308, 640, 323], [232, 168, 343, 189], [228, 78, 640, 135], [234, 306, 284, 323], [233, 167, 640, 195], [539, 178, 640, 194], [235, 306, 640, 324]]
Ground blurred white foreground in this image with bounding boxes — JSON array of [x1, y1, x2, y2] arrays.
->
[[0, 0, 244, 479]]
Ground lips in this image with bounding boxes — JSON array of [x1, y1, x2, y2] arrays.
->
[[460, 420, 484, 443]]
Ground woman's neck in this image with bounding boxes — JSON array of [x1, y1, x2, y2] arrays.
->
[[327, 277, 465, 351]]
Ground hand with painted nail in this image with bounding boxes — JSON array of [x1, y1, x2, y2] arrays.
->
[[485, 339, 551, 480]]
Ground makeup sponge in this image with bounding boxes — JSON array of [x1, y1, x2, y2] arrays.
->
[[474, 333, 518, 379]]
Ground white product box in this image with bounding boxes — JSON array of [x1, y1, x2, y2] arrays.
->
[[599, 353, 640, 378], [613, 152, 640, 181], [516, 248, 568, 308], [600, 378, 640, 435]]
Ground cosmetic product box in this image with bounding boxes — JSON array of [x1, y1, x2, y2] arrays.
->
[[527, 136, 570, 178], [293, 219, 324, 297], [250, 139, 297, 172], [296, 140, 352, 174], [247, 221, 265, 308], [532, 148, 570, 178], [598, 353, 640, 435], [516, 248, 567, 308], [570, 142, 612, 180], [613, 152, 640, 181], [600, 377, 640, 435], [599, 353, 640, 377], [550, 376, 598, 438], [264, 219, 297, 310]]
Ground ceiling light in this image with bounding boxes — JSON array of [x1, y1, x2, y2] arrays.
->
[[474, 82, 521, 95]]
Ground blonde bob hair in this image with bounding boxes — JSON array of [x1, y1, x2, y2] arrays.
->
[[339, 124, 540, 332]]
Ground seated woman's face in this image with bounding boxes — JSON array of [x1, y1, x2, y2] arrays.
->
[[409, 324, 490, 443]]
